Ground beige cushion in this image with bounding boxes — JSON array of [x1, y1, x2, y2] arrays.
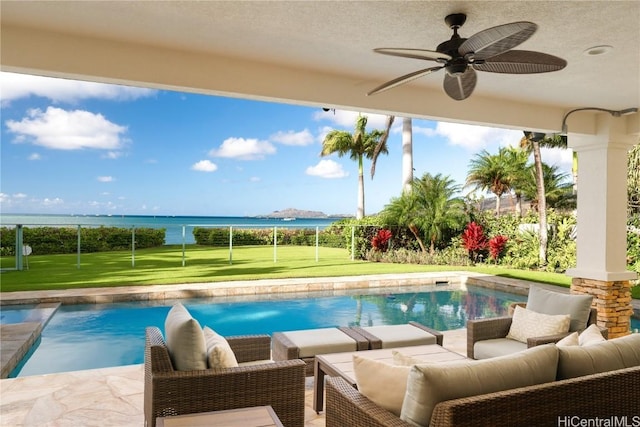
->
[[526, 285, 593, 332], [282, 328, 357, 358], [400, 344, 559, 426], [164, 303, 207, 371], [473, 338, 528, 359], [506, 305, 570, 343], [578, 324, 606, 346], [392, 350, 426, 366], [557, 333, 640, 379], [353, 355, 411, 416], [361, 324, 437, 348], [556, 332, 579, 347], [203, 326, 238, 368]]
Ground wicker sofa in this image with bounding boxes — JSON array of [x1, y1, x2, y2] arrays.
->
[[144, 326, 306, 427], [325, 333, 640, 427]]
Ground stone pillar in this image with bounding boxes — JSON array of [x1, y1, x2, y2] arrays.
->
[[565, 112, 638, 338]]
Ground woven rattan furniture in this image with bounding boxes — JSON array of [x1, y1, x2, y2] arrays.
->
[[325, 365, 640, 427], [349, 321, 443, 349], [144, 326, 306, 427], [466, 303, 601, 359], [155, 405, 284, 427], [272, 327, 369, 376]]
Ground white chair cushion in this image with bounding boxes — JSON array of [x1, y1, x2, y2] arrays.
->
[[473, 338, 528, 359], [400, 344, 559, 426], [164, 303, 207, 371], [556, 332, 579, 347], [361, 324, 437, 348], [526, 285, 593, 332], [506, 305, 570, 343], [203, 326, 238, 368], [282, 328, 357, 358], [578, 324, 606, 346], [353, 354, 411, 416]]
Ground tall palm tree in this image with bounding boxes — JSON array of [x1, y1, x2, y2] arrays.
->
[[521, 163, 574, 210], [322, 114, 389, 219], [520, 131, 567, 266], [466, 148, 513, 216], [503, 146, 531, 217], [383, 173, 465, 254], [629, 143, 640, 214], [371, 116, 414, 194]]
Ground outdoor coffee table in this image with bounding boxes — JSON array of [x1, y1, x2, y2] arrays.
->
[[313, 343, 467, 412], [155, 405, 284, 427]]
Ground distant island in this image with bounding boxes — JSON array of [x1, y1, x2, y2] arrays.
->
[[259, 208, 352, 219]]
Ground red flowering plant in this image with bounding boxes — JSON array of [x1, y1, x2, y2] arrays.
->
[[489, 235, 509, 262], [371, 229, 392, 252], [461, 221, 488, 262]]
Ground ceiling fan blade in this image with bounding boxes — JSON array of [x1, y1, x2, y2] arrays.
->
[[367, 66, 444, 96], [473, 50, 567, 73], [443, 68, 477, 101], [460, 22, 537, 60], [373, 48, 451, 62]]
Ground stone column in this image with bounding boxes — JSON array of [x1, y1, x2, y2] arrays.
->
[[565, 112, 638, 338]]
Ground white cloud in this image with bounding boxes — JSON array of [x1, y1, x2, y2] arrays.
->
[[541, 147, 573, 173], [13, 193, 27, 199], [313, 109, 391, 130], [43, 197, 64, 206], [250, 176, 261, 182], [209, 137, 276, 160], [191, 160, 218, 172], [6, 107, 128, 151], [270, 129, 314, 146], [28, 153, 41, 161], [0, 72, 157, 105], [306, 159, 349, 178], [434, 122, 522, 151], [97, 176, 114, 182]]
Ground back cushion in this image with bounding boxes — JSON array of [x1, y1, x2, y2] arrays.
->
[[400, 344, 559, 426], [203, 326, 239, 368], [526, 285, 593, 332], [164, 303, 207, 371], [353, 355, 411, 416], [557, 333, 640, 379], [506, 305, 570, 343]]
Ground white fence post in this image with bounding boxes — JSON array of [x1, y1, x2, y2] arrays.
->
[[229, 226, 233, 265]]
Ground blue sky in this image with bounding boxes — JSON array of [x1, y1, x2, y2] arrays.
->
[[0, 72, 572, 217]]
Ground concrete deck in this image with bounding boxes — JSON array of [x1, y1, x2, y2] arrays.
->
[[0, 272, 637, 426]]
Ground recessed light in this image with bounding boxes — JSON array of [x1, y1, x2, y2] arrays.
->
[[583, 45, 613, 56]]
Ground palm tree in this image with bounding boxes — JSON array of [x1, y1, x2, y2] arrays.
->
[[521, 163, 574, 211], [503, 146, 531, 217], [520, 131, 568, 265], [466, 148, 513, 216], [629, 143, 640, 214], [371, 116, 414, 194], [322, 114, 390, 219], [382, 173, 465, 254]]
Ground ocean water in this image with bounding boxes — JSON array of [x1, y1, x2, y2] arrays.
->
[[0, 214, 343, 245]]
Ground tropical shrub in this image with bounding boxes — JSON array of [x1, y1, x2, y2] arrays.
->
[[489, 235, 508, 262], [371, 229, 392, 252], [461, 222, 488, 262]]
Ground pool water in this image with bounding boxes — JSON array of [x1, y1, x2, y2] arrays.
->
[[0, 305, 39, 324]]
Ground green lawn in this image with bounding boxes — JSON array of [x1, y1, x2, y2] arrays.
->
[[2, 245, 637, 299]]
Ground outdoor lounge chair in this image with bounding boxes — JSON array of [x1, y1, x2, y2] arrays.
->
[[467, 285, 603, 359], [144, 326, 306, 427]]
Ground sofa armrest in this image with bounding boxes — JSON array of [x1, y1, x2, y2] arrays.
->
[[147, 359, 306, 427], [466, 316, 512, 359], [226, 334, 271, 363], [325, 377, 413, 427], [527, 332, 572, 347]]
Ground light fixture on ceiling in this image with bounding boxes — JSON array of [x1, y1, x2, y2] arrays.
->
[[560, 107, 638, 135], [583, 45, 613, 56]]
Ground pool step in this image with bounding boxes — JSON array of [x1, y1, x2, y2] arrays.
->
[[0, 302, 60, 378]]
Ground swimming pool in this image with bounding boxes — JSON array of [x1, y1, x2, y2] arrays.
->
[[10, 284, 527, 377]]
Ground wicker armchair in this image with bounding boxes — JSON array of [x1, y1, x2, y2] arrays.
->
[[144, 326, 306, 427], [467, 303, 602, 359]]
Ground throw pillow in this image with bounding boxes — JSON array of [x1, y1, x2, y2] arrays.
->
[[400, 344, 559, 426], [392, 350, 427, 366], [578, 324, 606, 346], [557, 333, 640, 379], [526, 285, 593, 331], [506, 305, 571, 343], [353, 355, 411, 416], [556, 332, 579, 347], [164, 303, 207, 371], [203, 326, 239, 368]]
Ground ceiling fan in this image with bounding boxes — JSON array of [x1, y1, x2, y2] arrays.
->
[[367, 13, 567, 101]]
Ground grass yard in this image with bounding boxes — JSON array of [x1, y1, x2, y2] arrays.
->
[[0, 244, 581, 293]]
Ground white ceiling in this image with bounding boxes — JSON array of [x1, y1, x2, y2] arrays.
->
[[1, 1, 639, 135]]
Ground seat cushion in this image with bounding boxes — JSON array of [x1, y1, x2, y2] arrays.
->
[[506, 305, 570, 343], [557, 333, 640, 379], [164, 303, 207, 371], [400, 344, 559, 426], [526, 285, 593, 331], [473, 338, 528, 359], [361, 324, 437, 349], [281, 328, 357, 358], [353, 354, 411, 416], [203, 326, 238, 368]]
